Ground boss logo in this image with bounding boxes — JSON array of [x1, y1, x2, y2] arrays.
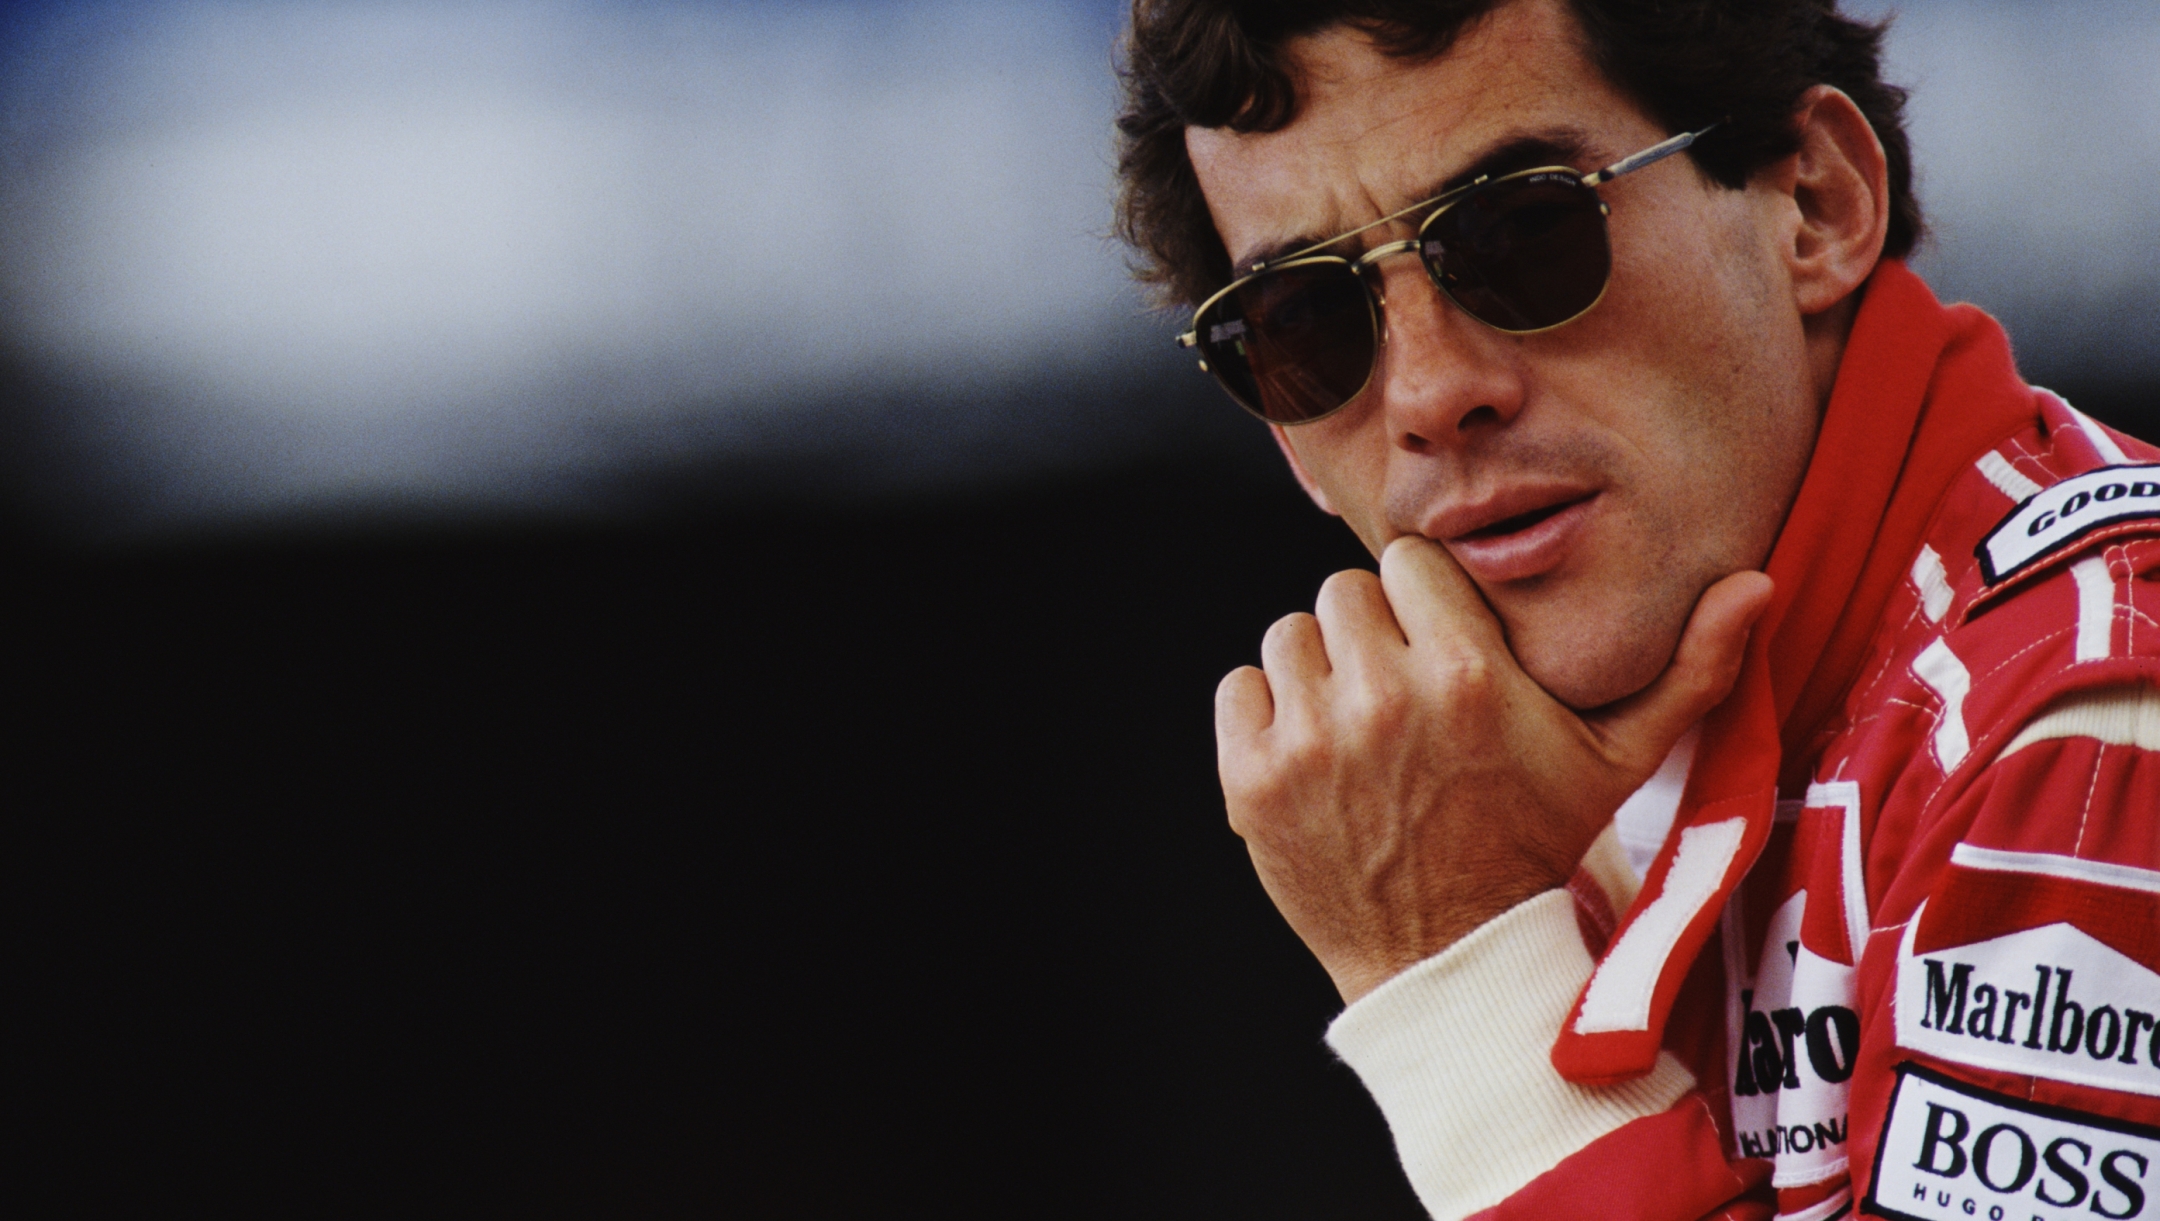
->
[[1977, 464, 2160, 584], [1866, 1065, 2160, 1221]]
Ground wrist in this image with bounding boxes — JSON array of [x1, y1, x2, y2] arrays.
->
[[1324, 879, 1571, 1005]]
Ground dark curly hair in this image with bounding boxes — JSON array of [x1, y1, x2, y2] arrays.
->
[[1114, 0, 1919, 308]]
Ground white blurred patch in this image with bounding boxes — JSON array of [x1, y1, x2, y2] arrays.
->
[[0, 0, 1141, 519]]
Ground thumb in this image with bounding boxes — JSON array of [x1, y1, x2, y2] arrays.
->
[[1587, 571, 1774, 776]]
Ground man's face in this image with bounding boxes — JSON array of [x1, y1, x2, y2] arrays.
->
[[1187, 0, 1822, 709]]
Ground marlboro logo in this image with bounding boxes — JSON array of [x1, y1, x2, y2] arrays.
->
[[1893, 847, 2160, 1097]]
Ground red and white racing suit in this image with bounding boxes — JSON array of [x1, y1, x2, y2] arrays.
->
[[1324, 261, 2160, 1221]]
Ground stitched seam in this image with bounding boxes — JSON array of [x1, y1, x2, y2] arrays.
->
[[1836, 696, 1931, 741], [2123, 545, 2140, 657], [1969, 627, 2075, 687], [2006, 434, 2054, 479], [2004, 435, 2053, 483], [2074, 742, 2106, 856], [1854, 599, 1929, 720]]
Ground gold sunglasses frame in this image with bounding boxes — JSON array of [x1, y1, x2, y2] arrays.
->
[[1176, 124, 1717, 425]]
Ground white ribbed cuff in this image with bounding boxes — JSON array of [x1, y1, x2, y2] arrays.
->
[[1325, 890, 1697, 1221]]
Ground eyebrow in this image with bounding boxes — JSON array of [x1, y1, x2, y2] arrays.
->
[[1233, 128, 1599, 274]]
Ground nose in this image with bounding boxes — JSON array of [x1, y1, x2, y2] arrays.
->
[[1360, 253, 1528, 455]]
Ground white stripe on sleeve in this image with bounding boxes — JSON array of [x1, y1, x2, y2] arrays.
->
[[1909, 544, 1953, 623], [1913, 638, 1973, 772], [2075, 406, 2133, 465], [1977, 450, 2044, 503], [1951, 841, 2160, 894], [2071, 555, 2115, 661]]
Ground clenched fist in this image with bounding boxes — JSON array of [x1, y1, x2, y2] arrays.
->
[[1215, 535, 1773, 1005]]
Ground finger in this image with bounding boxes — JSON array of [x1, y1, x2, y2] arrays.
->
[[1376, 534, 1508, 653], [1589, 571, 1775, 773], [1311, 569, 1406, 679], [1259, 610, 1332, 689], [1215, 665, 1275, 740]]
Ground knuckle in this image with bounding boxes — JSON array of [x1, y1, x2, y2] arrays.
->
[[1266, 720, 1327, 771], [1427, 646, 1497, 701], [1339, 668, 1409, 727], [1261, 611, 1318, 652]]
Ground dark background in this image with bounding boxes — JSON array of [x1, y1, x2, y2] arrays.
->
[[15, 384, 2155, 1217], [11, 429, 1429, 1217]]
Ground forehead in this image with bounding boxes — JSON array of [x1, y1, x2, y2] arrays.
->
[[1187, 0, 1656, 268]]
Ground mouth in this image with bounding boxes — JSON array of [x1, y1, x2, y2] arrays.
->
[[1459, 495, 1594, 541], [1437, 490, 1602, 584]]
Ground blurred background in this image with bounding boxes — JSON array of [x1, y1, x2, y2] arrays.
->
[[7, 1, 2156, 1215]]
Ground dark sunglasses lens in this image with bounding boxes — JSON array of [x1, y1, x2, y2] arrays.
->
[[1196, 263, 1373, 424], [1424, 174, 1610, 332]]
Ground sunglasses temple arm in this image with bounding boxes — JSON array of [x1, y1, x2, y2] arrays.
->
[[1581, 123, 1717, 188]]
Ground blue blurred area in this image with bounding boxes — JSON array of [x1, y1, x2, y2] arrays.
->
[[1858, 0, 2160, 390], [0, 0, 2155, 537]]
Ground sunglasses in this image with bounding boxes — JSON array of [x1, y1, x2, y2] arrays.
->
[[1177, 125, 1716, 425]]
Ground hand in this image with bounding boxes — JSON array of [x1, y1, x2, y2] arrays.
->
[[1215, 536, 1773, 1005]]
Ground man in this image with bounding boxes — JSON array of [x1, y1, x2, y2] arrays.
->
[[1114, 1, 2160, 1218]]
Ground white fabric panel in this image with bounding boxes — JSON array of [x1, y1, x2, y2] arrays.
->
[[1612, 725, 1698, 882], [1998, 683, 2160, 761], [1327, 891, 1696, 1221], [1776, 1186, 1854, 1221], [1574, 817, 1748, 1034], [1909, 544, 1954, 623], [1912, 639, 1974, 772], [2071, 555, 2116, 661]]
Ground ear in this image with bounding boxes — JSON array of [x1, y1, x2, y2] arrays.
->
[[1774, 85, 1892, 316], [1269, 424, 1339, 516]]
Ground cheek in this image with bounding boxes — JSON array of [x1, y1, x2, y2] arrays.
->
[[1615, 180, 1779, 335], [1285, 403, 1377, 489]]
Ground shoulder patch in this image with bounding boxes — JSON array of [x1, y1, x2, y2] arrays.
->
[[1865, 1062, 2160, 1221], [1977, 464, 2160, 584]]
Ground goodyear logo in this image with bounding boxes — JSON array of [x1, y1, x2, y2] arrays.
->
[[1977, 465, 2160, 584]]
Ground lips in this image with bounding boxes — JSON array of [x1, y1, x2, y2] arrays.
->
[[1460, 498, 1583, 540], [1429, 486, 1602, 584]]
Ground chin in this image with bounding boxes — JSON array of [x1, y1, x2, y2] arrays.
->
[[1514, 626, 1675, 712]]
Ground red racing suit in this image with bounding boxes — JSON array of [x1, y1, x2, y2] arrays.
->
[[1323, 261, 2160, 1221]]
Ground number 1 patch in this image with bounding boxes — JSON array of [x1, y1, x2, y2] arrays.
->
[[1865, 1063, 2160, 1220]]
